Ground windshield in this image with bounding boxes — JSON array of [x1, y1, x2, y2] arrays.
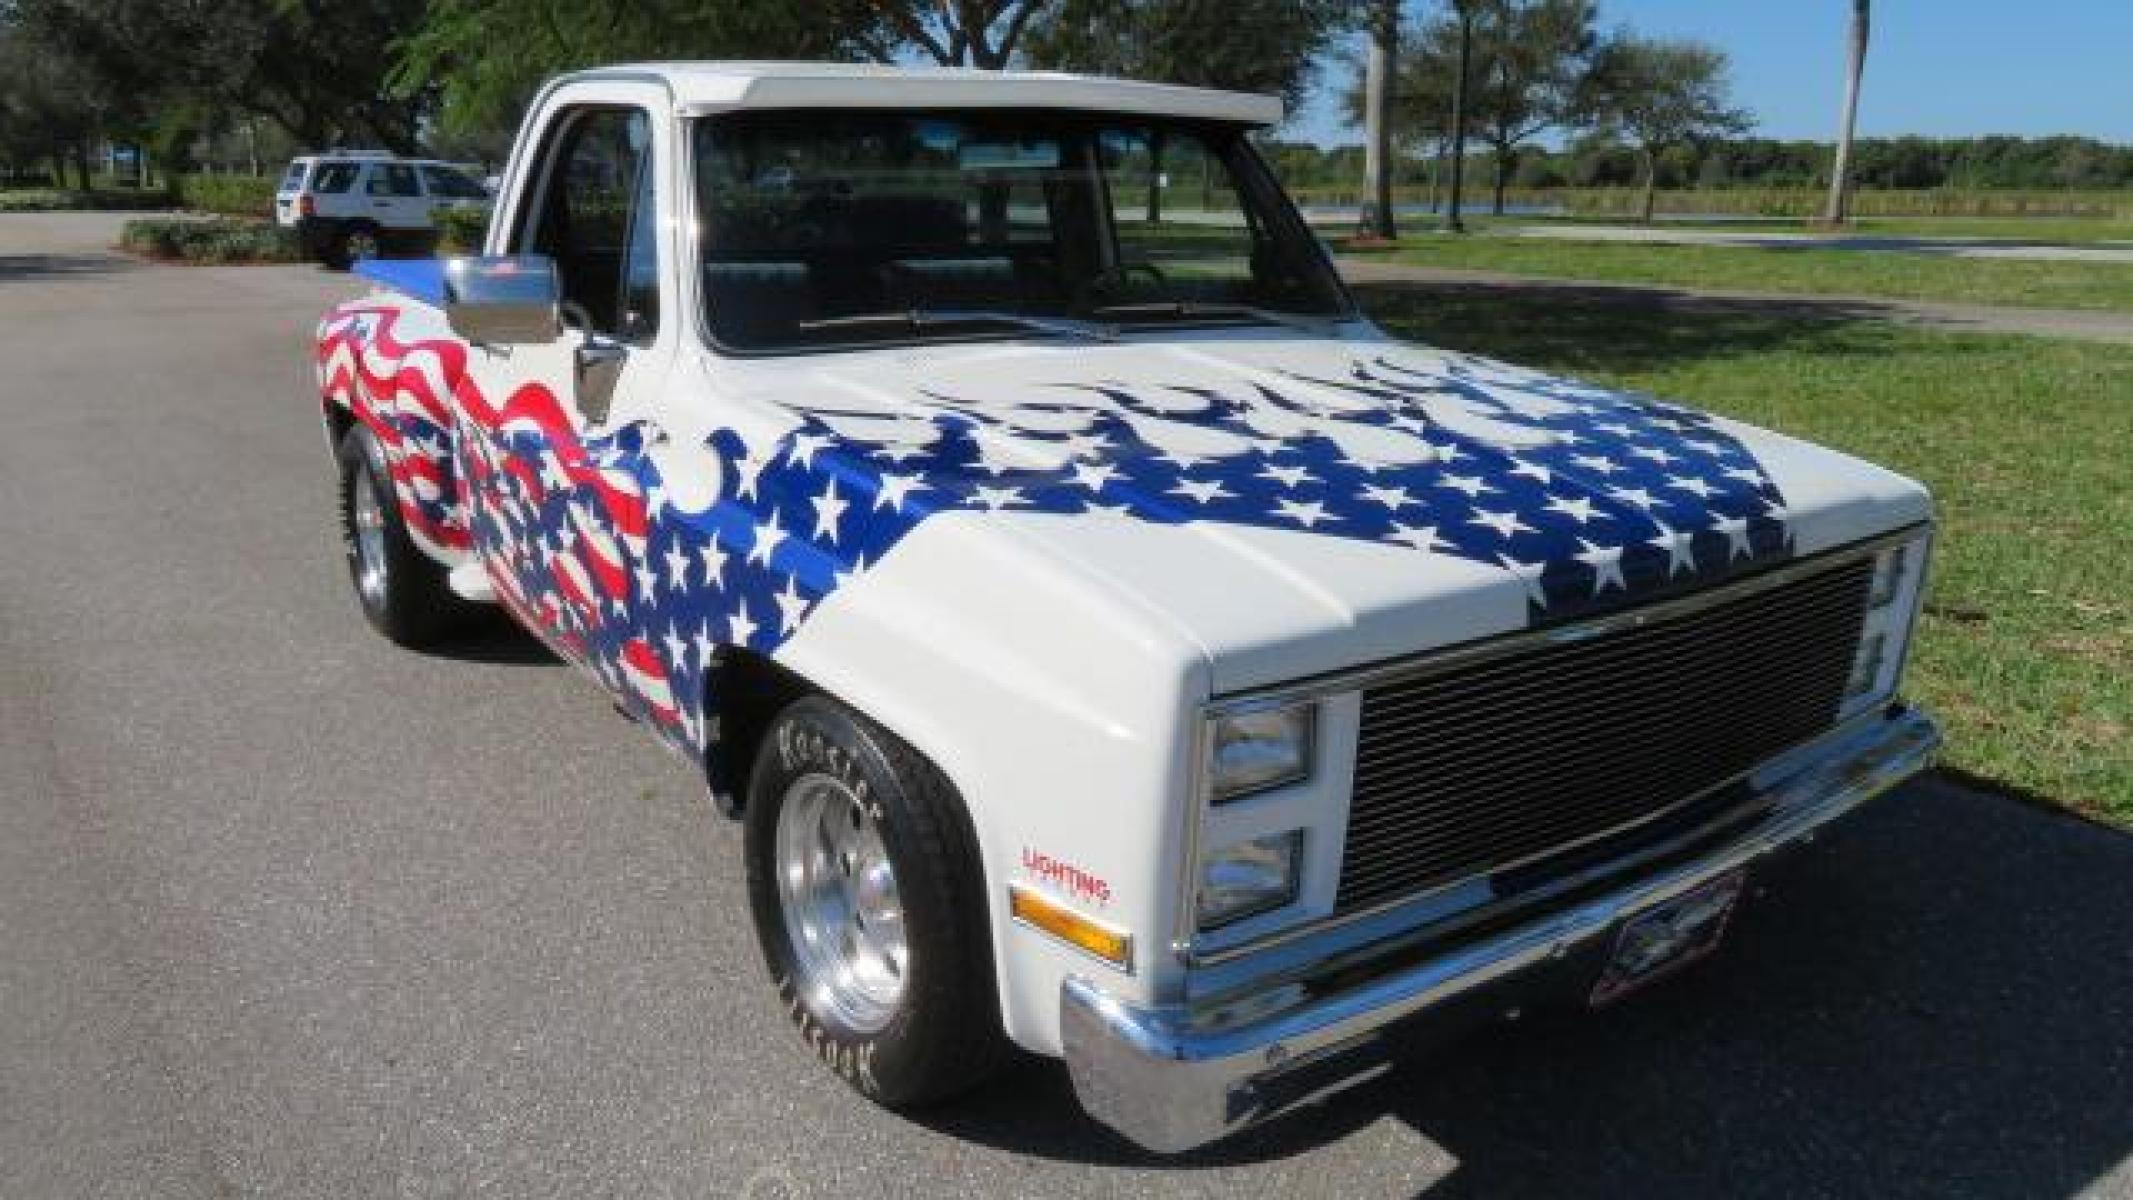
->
[[693, 111, 1350, 351]]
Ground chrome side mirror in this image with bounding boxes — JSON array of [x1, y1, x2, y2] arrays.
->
[[444, 255, 562, 345]]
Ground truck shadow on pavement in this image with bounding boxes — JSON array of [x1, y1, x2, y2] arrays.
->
[[1348, 278, 1996, 368], [926, 778, 2133, 1198]]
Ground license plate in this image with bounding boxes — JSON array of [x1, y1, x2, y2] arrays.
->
[[1590, 870, 1744, 1006]]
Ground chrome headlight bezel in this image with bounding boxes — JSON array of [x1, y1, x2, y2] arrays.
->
[[1843, 528, 1933, 716], [1195, 829, 1305, 930], [1209, 702, 1316, 801]]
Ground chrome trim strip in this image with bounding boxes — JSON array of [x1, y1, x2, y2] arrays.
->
[[1063, 706, 1941, 1155]]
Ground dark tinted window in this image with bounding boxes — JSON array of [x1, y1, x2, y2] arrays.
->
[[420, 165, 486, 198], [312, 163, 360, 194], [364, 163, 420, 197], [521, 108, 658, 341], [694, 111, 1347, 350]]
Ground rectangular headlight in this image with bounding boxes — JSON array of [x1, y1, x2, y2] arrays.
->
[[1868, 542, 1912, 609], [1196, 830, 1303, 929], [1210, 704, 1314, 800]]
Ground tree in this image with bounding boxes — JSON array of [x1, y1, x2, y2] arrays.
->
[[395, 1, 889, 138], [1022, 0, 1353, 113], [1467, 0, 1598, 214], [1357, 0, 1400, 239], [1444, 0, 1477, 232], [1025, 0, 1355, 223], [1585, 34, 1750, 222], [1342, 8, 1460, 212], [866, 0, 1051, 68], [12, 0, 429, 159], [1822, 0, 1869, 223]]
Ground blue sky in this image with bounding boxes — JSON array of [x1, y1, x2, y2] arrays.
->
[[1292, 0, 2133, 146]]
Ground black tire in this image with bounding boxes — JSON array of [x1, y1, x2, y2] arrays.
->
[[322, 221, 381, 271], [744, 695, 1010, 1108], [335, 426, 482, 648]]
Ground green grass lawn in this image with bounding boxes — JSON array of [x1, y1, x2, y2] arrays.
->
[[1355, 281, 2133, 823], [1496, 214, 2133, 245], [1353, 235, 2133, 313]]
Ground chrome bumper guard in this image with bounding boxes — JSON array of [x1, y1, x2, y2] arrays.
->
[[1062, 707, 1941, 1154]]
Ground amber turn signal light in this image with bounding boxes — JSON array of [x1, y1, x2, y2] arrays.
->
[[1009, 885, 1133, 970]]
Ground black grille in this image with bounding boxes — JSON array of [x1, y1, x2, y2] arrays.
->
[[1337, 558, 1872, 915]]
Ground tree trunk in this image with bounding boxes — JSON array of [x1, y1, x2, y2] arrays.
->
[[1427, 136, 1445, 214], [1638, 146, 1658, 223], [1446, 3, 1475, 233], [1823, 0, 1871, 224], [1491, 147, 1512, 216], [1357, 0, 1399, 240], [72, 143, 92, 192]]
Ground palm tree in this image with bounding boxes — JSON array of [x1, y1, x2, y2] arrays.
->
[[1358, 0, 1400, 240], [1444, 0, 1476, 233], [1823, 0, 1870, 224]]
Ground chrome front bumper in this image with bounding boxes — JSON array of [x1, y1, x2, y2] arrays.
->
[[1061, 706, 1941, 1154]]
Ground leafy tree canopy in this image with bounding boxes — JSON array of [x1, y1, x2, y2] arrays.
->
[[1022, 0, 1357, 113]]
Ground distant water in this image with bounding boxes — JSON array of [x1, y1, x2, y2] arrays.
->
[[1298, 201, 1570, 219]]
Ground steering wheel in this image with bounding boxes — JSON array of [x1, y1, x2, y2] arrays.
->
[[1075, 260, 1170, 308]]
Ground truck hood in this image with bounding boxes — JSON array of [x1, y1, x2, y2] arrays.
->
[[648, 330, 1931, 693]]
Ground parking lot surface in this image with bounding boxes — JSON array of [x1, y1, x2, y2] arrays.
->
[[3, 213, 2129, 1199]]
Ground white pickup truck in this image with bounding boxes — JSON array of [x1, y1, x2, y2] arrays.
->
[[314, 63, 1941, 1153]]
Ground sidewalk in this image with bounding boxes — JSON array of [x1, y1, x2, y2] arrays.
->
[[1336, 257, 2133, 346]]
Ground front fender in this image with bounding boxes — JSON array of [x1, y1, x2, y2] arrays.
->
[[770, 512, 1212, 1055]]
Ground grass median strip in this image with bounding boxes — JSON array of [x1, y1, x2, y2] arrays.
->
[[1355, 235, 2133, 313], [1360, 282, 2133, 823]]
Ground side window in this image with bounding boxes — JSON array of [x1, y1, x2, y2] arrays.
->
[[312, 162, 359, 193], [365, 163, 420, 198], [519, 107, 659, 341], [420, 165, 485, 199]]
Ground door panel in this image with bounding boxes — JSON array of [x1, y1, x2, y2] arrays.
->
[[452, 100, 684, 737]]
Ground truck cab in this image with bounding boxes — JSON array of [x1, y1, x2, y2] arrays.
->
[[314, 63, 1939, 1153]]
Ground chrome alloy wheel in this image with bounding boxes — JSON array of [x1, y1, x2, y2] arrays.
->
[[350, 465, 389, 607], [775, 772, 908, 1034]]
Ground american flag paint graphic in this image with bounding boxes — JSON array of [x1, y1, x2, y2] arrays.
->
[[317, 302, 1792, 768]]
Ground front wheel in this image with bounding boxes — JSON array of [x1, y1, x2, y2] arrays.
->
[[744, 695, 1009, 1107], [335, 426, 481, 647]]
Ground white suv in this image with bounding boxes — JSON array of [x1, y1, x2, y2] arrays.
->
[[275, 153, 489, 269]]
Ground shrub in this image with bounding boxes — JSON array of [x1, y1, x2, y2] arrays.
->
[[174, 173, 278, 218], [119, 218, 302, 264], [0, 187, 173, 212], [433, 205, 489, 254]]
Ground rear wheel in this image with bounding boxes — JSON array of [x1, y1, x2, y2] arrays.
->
[[322, 221, 382, 270], [335, 426, 481, 647], [744, 695, 1009, 1107]]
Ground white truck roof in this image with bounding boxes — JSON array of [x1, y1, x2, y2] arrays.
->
[[567, 61, 1284, 127]]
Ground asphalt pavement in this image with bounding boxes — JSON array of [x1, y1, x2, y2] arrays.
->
[[3, 212, 2130, 1199]]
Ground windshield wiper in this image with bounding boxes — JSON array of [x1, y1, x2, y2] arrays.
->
[[793, 308, 1115, 342], [1085, 301, 1333, 333]]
